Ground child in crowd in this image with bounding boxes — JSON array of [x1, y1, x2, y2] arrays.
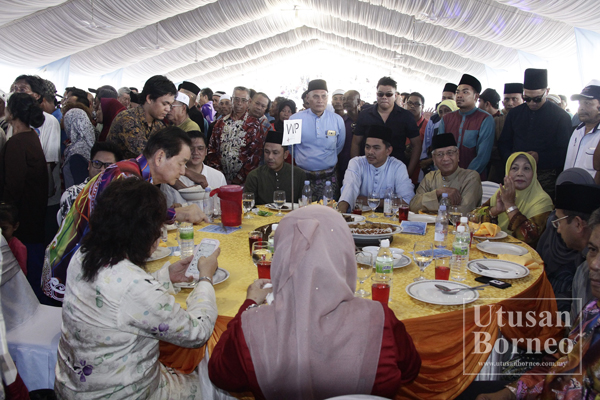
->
[[0, 203, 27, 275]]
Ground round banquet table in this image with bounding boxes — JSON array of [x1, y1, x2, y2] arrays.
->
[[147, 207, 561, 400]]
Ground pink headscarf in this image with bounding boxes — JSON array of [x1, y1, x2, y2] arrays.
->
[[241, 206, 385, 400], [99, 98, 126, 142]]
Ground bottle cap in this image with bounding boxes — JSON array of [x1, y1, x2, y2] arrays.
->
[[442, 193, 448, 198], [325, 181, 331, 186], [439, 205, 446, 211], [457, 226, 465, 232], [460, 216, 468, 223], [380, 239, 390, 247], [304, 180, 310, 185]]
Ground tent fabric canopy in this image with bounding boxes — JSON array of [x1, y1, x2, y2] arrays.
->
[[1, 0, 599, 90]]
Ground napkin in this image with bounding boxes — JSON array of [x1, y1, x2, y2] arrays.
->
[[497, 254, 541, 271], [474, 222, 500, 237]]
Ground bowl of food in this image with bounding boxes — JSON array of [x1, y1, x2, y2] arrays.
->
[[348, 221, 402, 245], [178, 186, 208, 201]]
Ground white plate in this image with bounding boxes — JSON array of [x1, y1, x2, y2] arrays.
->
[[342, 213, 366, 224], [362, 247, 409, 268], [476, 241, 528, 256], [408, 212, 437, 224], [265, 202, 299, 212], [393, 255, 412, 269], [174, 268, 230, 288], [473, 231, 508, 240], [165, 223, 178, 231], [147, 246, 171, 262], [351, 224, 402, 239], [467, 259, 530, 279], [406, 280, 480, 306]]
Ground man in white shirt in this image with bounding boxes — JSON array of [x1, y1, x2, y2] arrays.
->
[[565, 81, 600, 178], [162, 130, 226, 207]]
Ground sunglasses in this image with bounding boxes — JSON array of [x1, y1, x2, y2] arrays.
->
[[523, 95, 544, 103], [377, 92, 395, 98], [90, 160, 113, 169]]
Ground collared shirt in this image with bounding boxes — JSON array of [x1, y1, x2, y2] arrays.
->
[[438, 107, 495, 175], [201, 102, 215, 123], [107, 105, 166, 160], [564, 121, 600, 177], [57, 177, 89, 225], [43, 155, 176, 301], [338, 114, 357, 179], [289, 109, 346, 171], [339, 156, 414, 209], [244, 163, 307, 205], [420, 114, 442, 160], [354, 103, 419, 164], [161, 164, 227, 207], [498, 101, 572, 170], [206, 111, 268, 183], [409, 167, 482, 214], [177, 117, 201, 132]]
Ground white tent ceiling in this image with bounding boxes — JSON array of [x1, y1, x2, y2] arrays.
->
[[1, 0, 599, 100]]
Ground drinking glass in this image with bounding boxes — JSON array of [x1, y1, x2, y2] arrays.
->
[[435, 257, 451, 280], [390, 193, 401, 220], [367, 190, 380, 218], [242, 193, 255, 219], [371, 274, 392, 304], [352, 199, 364, 215], [252, 241, 273, 279], [398, 202, 409, 222], [273, 190, 286, 217], [355, 251, 374, 297], [413, 241, 433, 282], [468, 212, 481, 244], [248, 231, 262, 255], [448, 205, 462, 234]]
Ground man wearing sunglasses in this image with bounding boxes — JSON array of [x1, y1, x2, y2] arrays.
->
[[351, 76, 421, 180], [498, 68, 572, 198]]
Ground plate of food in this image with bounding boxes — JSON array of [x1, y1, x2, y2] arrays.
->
[[265, 202, 299, 212], [472, 223, 507, 239], [146, 246, 172, 262], [348, 222, 402, 239], [342, 213, 366, 224], [473, 231, 508, 240], [408, 211, 437, 224], [174, 268, 230, 288]]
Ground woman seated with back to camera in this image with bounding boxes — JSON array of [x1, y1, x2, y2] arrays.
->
[[208, 205, 421, 399], [55, 178, 220, 399], [475, 152, 554, 247]]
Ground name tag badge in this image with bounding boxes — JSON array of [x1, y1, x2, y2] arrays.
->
[[327, 130, 336, 137]]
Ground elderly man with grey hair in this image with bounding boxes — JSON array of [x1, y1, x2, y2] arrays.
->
[[117, 87, 131, 109]]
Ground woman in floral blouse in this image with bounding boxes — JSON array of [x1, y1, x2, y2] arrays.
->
[[55, 178, 220, 399]]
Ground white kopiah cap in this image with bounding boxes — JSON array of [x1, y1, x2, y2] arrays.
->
[[175, 92, 190, 106]]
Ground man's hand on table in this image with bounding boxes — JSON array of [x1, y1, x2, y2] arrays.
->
[[436, 187, 462, 205], [175, 203, 210, 223], [475, 388, 516, 400], [247, 279, 272, 304]]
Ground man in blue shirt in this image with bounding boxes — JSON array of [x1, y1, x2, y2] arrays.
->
[[338, 125, 414, 213], [289, 79, 346, 199]]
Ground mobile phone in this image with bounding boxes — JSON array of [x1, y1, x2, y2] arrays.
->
[[185, 238, 220, 280], [475, 276, 512, 289]]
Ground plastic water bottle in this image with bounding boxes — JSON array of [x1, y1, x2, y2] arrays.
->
[[268, 224, 278, 253], [439, 192, 450, 208], [383, 187, 393, 218], [450, 225, 470, 281], [300, 181, 312, 207], [375, 239, 394, 276], [178, 223, 194, 258], [434, 205, 448, 248], [323, 181, 334, 207]]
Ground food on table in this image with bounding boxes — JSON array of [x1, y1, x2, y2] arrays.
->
[[474, 222, 500, 237], [348, 222, 394, 235]]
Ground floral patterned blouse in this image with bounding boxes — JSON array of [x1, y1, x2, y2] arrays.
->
[[55, 249, 217, 399]]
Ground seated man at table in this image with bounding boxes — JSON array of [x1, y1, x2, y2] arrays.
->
[[244, 130, 306, 205], [338, 125, 414, 213], [42, 126, 210, 302], [409, 133, 482, 214], [476, 207, 600, 400], [161, 130, 227, 207]]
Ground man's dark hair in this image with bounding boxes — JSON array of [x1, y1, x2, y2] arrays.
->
[[301, 90, 309, 101], [201, 88, 213, 99], [254, 92, 271, 112], [90, 141, 124, 162], [401, 92, 410, 102], [139, 75, 177, 105], [80, 178, 167, 282], [233, 86, 250, 98], [0, 202, 18, 226], [588, 208, 600, 230], [248, 89, 257, 99], [129, 87, 138, 92], [187, 130, 206, 145], [70, 88, 91, 108], [96, 86, 118, 102], [7, 93, 45, 128], [143, 126, 192, 159], [377, 76, 397, 90], [409, 92, 425, 106]]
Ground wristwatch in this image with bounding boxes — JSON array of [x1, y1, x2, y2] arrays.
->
[[506, 206, 518, 214], [197, 276, 213, 285], [246, 303, 259, 311]]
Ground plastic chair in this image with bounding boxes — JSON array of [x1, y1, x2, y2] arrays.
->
[[481, 181, 500, 204], [1, 236, 63, 391]]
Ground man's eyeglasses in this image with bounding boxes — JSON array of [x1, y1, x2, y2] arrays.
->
[[90, 160, 113, 169], [523, 95, 544, 103], [12, 85, 32, 93], [376, 92, 395, 98], [407, 101, 422, 107], [233, 97, 249, 103], [433, 149, 458, 159], [551, 215, 569, 229]]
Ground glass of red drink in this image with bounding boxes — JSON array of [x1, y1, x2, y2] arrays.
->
[[248, 231, 262, 255], [398, 203, 409, 222], [352, 199, 364, 215], [435, 257, 451, 280], [371, 275, 392, 305], [252, 241, 272, 279]]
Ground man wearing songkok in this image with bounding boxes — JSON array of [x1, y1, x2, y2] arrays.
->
[[564, 80, 600, 177], [244, 131, 306, 205], [438, 74, 495, 177], [410, 133, 482, 214], [166, 92, 201, 133], [331, 88, 345, 117], [107, 75, 177, 159], [351, 77, 421, 179], [206, 86, 267, 184], [289, 79, 346, 199], [178, 81, 207, 133], [498, 68, 572, 197], [337, 125, 414, 213], [42, 127, 209, 302]]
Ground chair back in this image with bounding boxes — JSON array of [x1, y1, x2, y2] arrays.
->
[[481, 181, 500, 204]]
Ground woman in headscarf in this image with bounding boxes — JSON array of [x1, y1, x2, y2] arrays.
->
[[62, 107, 96, 188], [98, 97, 126, 142], [476, 152, 554, 247], [208, 206, 421, 399], [272, 99, 297, 132]]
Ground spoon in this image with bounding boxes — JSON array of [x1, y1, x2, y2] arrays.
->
[[475, 262, 511, 274], [435, 283, 489, 294]]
